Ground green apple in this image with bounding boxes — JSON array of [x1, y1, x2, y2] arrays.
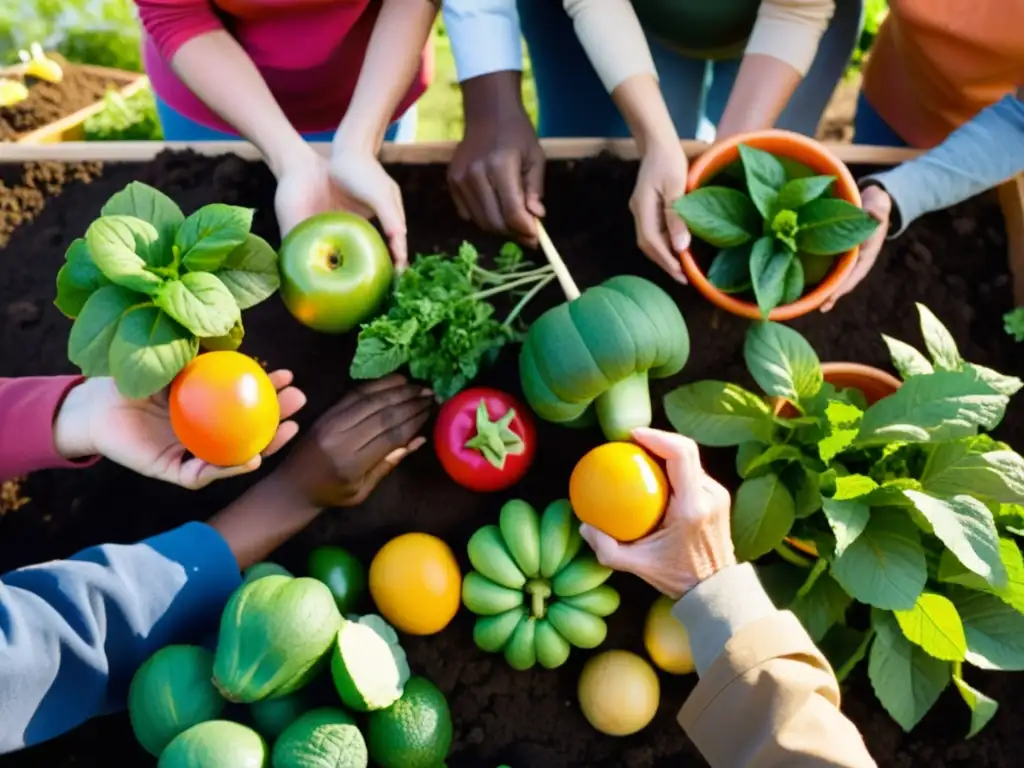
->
[[278, 212, 393, 333]]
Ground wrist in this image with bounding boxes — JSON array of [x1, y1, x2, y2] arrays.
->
[[259, 471, 323, 523], [52, 377, 105, 460], [462, 71, 528, 125], [334, 114, 387, 156], [266, 133, 318, 179]]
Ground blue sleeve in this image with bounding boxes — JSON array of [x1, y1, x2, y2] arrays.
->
[[0, 522, 241, 754], [865, 94, 1024, 236]]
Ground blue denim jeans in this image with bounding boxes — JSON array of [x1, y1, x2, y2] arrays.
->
[[852, 91, 908, 147], [155, 96, 419, 143], [517, 0, 865, 140]]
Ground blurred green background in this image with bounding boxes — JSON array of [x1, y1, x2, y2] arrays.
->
[[1, 0, 887, 143]]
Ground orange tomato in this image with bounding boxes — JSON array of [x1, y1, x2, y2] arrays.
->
[[369, 533, 461, 635], [169, 351, 279, 467], [569, 442, 668, 542]]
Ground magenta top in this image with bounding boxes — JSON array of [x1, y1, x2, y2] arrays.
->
[[0, 377, 100, 481], [136, 0, 432, 134]]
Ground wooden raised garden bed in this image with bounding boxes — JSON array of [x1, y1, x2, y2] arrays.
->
[[0, 140, 1022, 768], [0, 61, 146, 143]]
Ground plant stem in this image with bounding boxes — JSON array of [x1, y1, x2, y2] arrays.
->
[[524, 579, 551, 619], [774, 541, 814, 568], [503, 274, 556, 327], [470, 273, 552, 302], [473, 264, 554, 283]]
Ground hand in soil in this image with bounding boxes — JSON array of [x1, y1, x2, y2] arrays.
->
[[631, 142, 690, 283], [274, 375, 432, 508], [53, 371, 306, 489], [821, 184, 893, 312], [580, 428, 734, 600], [447, 106, 546, 248]]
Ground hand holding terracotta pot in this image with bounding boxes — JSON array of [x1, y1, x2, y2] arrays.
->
[[821, 185, 893, 312]]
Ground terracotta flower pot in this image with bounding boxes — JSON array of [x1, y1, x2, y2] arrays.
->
[[679, 129, 863, 321], [777, 362, 902, 558]]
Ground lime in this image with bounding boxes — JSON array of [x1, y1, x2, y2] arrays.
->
[[366, 676, 452, 768], [309, 545, 366, 614]]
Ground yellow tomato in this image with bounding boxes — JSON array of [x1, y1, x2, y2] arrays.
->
[[369, 533, 461, 635], [569, 442, 668, 542], [578, 650, 660, 736], [643, 595, 694, 674]]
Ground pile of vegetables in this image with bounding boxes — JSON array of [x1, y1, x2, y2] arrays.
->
[[674, 144, 878, 317], [350, 242, 555, 400], [664, 306, 1024, 735], [461, 499, 620, 670], [129, 550, 453, 768], [56, 182, 280, 398], [83, 83, 162, 141], [519, 274, 690, 440]]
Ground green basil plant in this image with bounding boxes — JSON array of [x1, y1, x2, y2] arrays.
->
[[665, 305, 1024, 737], [674, 144, 879, 317], [55, 182, 280, 398]]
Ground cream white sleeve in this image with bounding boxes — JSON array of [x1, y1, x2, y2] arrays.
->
[[745, 0, 836, 76], [443, 0, 523, 81], [563, 0, 657, 93]]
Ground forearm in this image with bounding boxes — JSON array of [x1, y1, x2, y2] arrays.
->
[[716, 55, 802, 138], [334, 0, 438, 152], [170, 31, 309, 176], [865, 94, 1024, 236], [462, 70, 529, 125], [611, 73, 679, 154], [208, 474, 322, 571]]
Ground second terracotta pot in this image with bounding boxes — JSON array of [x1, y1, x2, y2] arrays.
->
[[679, 129, 863, 321]]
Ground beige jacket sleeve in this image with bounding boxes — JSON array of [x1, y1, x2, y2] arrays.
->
[[672, 564, 877, 768], [746, 0, 836, 76], [563, 0, 657, 92]]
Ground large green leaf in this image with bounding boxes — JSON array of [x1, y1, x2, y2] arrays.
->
[[706, 243, 754, 294], [952, 673, 999, 738], [965, 363, 1022, 396], [819, 624, 873, 682], [101, 181, 184, 255], [893, 592, 967, 661], [743, 321, 822, 403], [868, 610, 951, 732], [796, 198, 879, 256], [939, 538, 1024, 614], [740, 444, 803, 478], [921, 442, 1024, 504], [916, 303, 962, 371], [55, 238, 111, 319], [108, 305, 199, 399], [67, 286, 144, 377], [85, 215, 165, 294], [785, 463, 822, 519], [214, 234, 281, 309], [731, 473, 796, 561], [750, 237, 793, 319], [818, 400, 863, 462], [951, 587, 1024, 671], [881, 334, 933, 379], [903, 490, 1006, 589], [664, 381, 775, 447], [673, 187, 761, 248], [154, 272, 240, 338], [854, 370, 1008, 445], [822, 496, 870, 559], [738, 144, 786, 218], [775, 175, 835, 212], [790, 571, 851, 643], [830, 511, 927, 610], [177, 203, 253, 273]]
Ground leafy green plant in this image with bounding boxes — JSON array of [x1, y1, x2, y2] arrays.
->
[[56, 182, 280, 398], [350, 242, 554, 400], [84, 85, 162, 141], [673, 144, 879, 318], [847, 0, 888, 78], [1004, 307, 1024, 342], [664, 305, 1024, 736]]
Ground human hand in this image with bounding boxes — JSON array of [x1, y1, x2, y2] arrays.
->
[[631, 142, 691, 283], [821, 184, 892, 312], [579, 428, 735, 600], [273, 375, 433, 508], [448, 105, 546, 247], [53, 372, 306, 490]]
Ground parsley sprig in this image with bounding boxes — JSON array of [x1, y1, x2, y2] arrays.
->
[[350, 242, 555, 399]]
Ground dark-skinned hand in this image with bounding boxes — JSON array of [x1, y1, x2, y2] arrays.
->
[[276, 375, 433, 508], [448, 76, 546, 247]]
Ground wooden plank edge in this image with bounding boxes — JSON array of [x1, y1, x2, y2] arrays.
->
[[996, 174, 1024, 305], [0, 138, 920, 165], [14, 75, 149, 144]]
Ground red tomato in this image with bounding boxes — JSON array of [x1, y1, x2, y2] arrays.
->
[[434, 387, 536, 492]]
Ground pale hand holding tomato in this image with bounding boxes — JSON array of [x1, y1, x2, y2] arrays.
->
[[569, 441, 668, 542], [369, 532, 461, 635], [579, 428, 735, 601], [434, 388, 536, 493], [274, 374, 433, 509], [53, 363, 306, 490]]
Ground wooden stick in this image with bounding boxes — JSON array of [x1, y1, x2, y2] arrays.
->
[[535, 219, 581, 300]]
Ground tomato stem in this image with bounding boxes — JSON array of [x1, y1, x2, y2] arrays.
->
[[524, 579, 551, 618], [464, 400, 525, 469]]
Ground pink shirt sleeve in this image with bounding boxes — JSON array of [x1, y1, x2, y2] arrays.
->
[[134, 0, 225, 61], [0, 377, 100, 481]]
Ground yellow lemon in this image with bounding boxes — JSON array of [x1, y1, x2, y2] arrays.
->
[[643, 595, 694, 674]]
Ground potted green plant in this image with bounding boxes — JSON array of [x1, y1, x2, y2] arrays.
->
[[664, 305, 1024, 736], [675, 130, 879, 320]]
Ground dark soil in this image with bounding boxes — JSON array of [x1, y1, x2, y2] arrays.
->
[[0, 61, 122, 141], [1, 151, 1022, 768]]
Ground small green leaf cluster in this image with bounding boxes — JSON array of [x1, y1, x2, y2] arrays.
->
[[350, 242, 554, 400], [56, 182, 280, 398], [1004, 307, 1024, 342], [673, 144, 879, 317], [665, 304, 1024, 737], [83, 85, 163, 142]]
